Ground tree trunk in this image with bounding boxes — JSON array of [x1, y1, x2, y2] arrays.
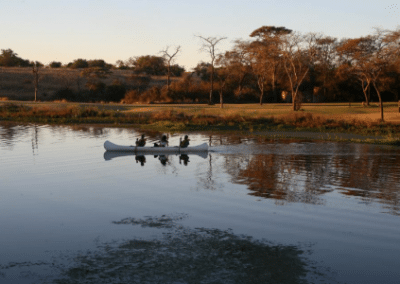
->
[[34, 69, 39, 102], [210, 64, 214, 104], [166, 64, 170, 95], [257, 76, 264, 106], [367, 85, 371, 106], [220, 91, 223, 108], [272, 72, 277, 103], [292, 95, 296, 111], [361, 80, 370, 106], [372, 81, 384, 122]]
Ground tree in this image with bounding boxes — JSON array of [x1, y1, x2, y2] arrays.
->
[[194, 62, 212, 81], [169, 64, 185, 77], [249, 26, 292, 103], [32, 61, 40, 102], [49, 61, 62, 68], [314, 36, 338, 101], [0, 49, 31, 67], [88, 59, 112, 69], [281, 32, 317, 110], [337, 28, 400, 121], [214, 66, 231, 108], [196, 35, 227, 104], [217, 41, 252, 101], [160, 46, 181, 94], [68, 59, 89, 69], [130, 55, 166, 75]]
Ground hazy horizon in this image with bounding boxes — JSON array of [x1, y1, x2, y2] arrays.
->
[[1, 0, 399, 70]]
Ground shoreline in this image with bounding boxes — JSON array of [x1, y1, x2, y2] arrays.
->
[[1, 101, 399, 146], [1, 119, 399, 147]]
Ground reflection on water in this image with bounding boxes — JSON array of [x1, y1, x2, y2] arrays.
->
[[222, 150, 400, 214], [1, 122, 400, 283]]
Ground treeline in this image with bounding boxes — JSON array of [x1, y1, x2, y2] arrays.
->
[[1, 25, 400, 119]]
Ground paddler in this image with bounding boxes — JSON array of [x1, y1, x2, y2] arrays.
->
[[154, 134, 169, 147], [160, 135, 169, 147], [180, 135, 190, 148], [136, 134, 146, 147]]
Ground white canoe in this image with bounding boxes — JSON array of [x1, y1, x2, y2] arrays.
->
[[104, 140, 209, 152], [104, 151, 208, 161]]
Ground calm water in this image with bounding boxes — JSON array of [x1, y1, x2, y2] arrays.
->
[[1, 122, 400, 284]]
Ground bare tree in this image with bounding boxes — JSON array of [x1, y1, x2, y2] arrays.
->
[[32, 62, 40, 102], [160, 46, 181, 94], [196, 35, 227, 104]]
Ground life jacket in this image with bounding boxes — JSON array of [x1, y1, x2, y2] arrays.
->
[[180, 139, 189, 148], [136, 139, 146, 147]]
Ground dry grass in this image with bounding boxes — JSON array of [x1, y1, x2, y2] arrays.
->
[[0, 67, 178, 101], [121, 103, 400, 124], [0, 101, 399, 142]]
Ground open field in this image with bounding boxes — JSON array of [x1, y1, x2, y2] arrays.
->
[[2, 100, 399, 123]]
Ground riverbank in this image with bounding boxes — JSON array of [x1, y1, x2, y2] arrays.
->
[[1, 101, 399, 146]]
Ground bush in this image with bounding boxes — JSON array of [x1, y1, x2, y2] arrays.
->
[[88, 59, 112, 69], [68, 59, 89, 69], [104, 84, 126, 102], [122, 90, 142, 104], [49, 61, 62, 68], [53, 88, 76, 101]]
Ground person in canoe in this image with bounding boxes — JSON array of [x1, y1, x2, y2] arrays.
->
[[180, 135, 190, 148], [136, 134, 146, 147], [154, 135, 169, 147]]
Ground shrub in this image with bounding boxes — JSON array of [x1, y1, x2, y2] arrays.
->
[[68, 59, 89, 69], [53, 88, 76, 101], [49, 61, 62, 68], [88, 59, 111, 69], [104, 84, 126, 102], [122, 90, 142, 104]]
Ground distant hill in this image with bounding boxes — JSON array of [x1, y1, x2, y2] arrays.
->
[[0, 67, 181, 101]]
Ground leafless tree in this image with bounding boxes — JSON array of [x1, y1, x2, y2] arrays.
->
[[196, 35, 227, 104], [32, 62, 40, 102], [160, 46, 181, 94]]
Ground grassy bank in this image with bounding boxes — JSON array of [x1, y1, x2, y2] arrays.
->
[[1, 101, 399, 146]]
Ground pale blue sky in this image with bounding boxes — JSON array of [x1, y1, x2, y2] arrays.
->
[[1, 0, 399, 69]]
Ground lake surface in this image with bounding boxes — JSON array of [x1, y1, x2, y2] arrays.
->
[[1, 122, 400, 284]]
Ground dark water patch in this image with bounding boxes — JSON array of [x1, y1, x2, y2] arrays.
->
[[46, 215, 334, 284]]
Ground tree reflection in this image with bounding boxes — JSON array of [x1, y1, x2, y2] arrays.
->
[[222, 146, 400, 214], [0, 123, 19, 149], [225, 154, 332, 205], [42, 214, 330, 284]]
